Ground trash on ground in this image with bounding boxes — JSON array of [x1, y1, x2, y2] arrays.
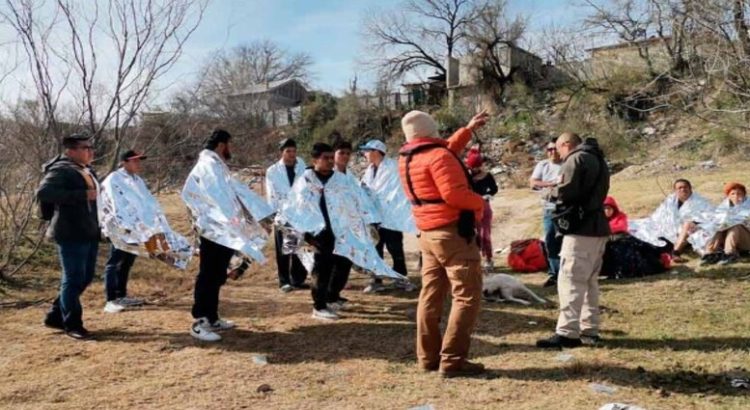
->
[[590, 383, 618, 395]]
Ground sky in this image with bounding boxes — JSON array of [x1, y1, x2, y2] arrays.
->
[[0, 0, 583, 108], [155, 0, 581, 102]]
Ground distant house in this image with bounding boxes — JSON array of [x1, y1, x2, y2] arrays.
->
[[584, 37, 673, 79], [227, 78, 308, 127]]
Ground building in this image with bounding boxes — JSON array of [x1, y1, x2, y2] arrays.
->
[[227, 78, 308, 127], [584, 36, 673, 79]]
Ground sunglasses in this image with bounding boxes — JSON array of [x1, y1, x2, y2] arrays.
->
[[546, 147, 557, 152], [76, 145, 94, 151]]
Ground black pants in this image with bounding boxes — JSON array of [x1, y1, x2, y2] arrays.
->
[[274, 228, 308, 287], [310, 231, 339, 310], [103, 245, 137, 302], [192, 237, 234, 323], [374, 228, 407, 284], [328, 255, 353, 303]]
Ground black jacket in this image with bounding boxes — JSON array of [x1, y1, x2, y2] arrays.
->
[[551, 139, 611, 237], [36, 155, 100, 243]]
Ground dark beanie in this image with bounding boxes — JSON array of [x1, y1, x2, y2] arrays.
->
[[205, 129, 232, 149], [62, 133, 91, 149]]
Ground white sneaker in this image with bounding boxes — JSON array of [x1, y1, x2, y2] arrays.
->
[[117, 296, 144, 306], [312, 308, 339, 321], [190, 318, 222, 342], [210, 318, 236, 331], [103, 301, 125, 313], [363, 282, 386, 293]]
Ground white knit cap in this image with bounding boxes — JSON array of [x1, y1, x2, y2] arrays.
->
[[401, 110, 439, 141]]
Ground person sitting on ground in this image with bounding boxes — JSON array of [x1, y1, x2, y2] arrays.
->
[[629, 178, 714, 262], [697, 182, 750, 266], [601, 196, 672, 279], [465, 147, 498, 272], [604, 196, 628, 234]]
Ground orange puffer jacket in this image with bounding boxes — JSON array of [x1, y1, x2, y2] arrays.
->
[[398, 128, 485, 231]]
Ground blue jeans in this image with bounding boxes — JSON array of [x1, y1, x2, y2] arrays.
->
[[104, 245, 137, 302], [543, 209, 562, 278], [47, 241, 99, 330]]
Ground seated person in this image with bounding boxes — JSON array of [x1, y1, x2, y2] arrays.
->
[[604, 196, 628, 234], [698, 182, 750, 266], [602, 196, 672, 279], [629, 179, 714, 261]]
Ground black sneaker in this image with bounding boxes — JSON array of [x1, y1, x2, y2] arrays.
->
[[66, 327, 91, 340], [718, 253, 739, 265], [536, 334, 582, 349], [581, 334, 602, 346], [699, 252, 723, 266], [543, 277, 557, 288], [43, 317, 65, 331], [292, 283, 311, 290]]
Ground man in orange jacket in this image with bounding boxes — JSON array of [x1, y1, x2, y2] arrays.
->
[[398, 110, 489, 378]]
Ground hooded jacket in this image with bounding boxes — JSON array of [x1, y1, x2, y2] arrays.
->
[[36, 155, 100, 242], [551, 138, 610, 237], [604, 196, 629, 234]]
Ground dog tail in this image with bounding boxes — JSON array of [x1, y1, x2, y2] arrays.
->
[[522, 285, 548, 304]]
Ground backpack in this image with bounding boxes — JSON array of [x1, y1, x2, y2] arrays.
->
[[507, 238, 548, 273]]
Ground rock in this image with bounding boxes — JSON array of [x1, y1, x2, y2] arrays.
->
[[408, 405, 436, 410], [256, 384, 273, 394], [698, 160, 718, 169], [642, 126, 656, 136]]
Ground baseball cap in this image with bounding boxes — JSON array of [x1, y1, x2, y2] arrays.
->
[[359, 139, 387, 154], [120, 150, 148, 162]]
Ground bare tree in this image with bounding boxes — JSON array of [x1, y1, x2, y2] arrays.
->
[[465, 0, 526, 101], [1, 0, 208, 171], [200, 40, 312, 96], [362, 0, 482, 79]]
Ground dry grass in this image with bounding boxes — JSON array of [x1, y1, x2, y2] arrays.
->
[[1, 166, 749, 410]]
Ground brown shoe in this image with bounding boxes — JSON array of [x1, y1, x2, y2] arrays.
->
[[418, 364, 439, 373], [439, 361, 485, 378]]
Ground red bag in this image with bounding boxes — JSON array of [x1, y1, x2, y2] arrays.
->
[[507, 239, 548, 273]]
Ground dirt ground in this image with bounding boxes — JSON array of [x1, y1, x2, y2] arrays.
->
[[1, 165, 749, 409]]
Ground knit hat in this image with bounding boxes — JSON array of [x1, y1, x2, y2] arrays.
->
[[401, 110, 439, 141], [466, 148, 483, 168]]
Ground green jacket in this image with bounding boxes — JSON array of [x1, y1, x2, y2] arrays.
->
[[552, 140, 611, 237]]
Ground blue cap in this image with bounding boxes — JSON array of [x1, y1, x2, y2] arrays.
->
[[359, 139, 387, 154]]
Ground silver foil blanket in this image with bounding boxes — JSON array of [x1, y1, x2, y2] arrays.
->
[[182, 149, 274, 263], [687, 197, 750, 252], [98, 168, 193, 269], [361, 157, 417, 234], [276, 169, 406, 280], [265, 158, 306, 211], [630, 193, 715, 253]]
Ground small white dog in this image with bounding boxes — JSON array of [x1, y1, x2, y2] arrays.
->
[[482, 273, 548, 305]]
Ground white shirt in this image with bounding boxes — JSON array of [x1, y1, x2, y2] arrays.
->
[[531, 159, 561, 210]]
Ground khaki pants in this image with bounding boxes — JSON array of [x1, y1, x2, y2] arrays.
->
[[417, 222, 482, 371], [707, 225, 750, 254], [556, 235, 607, 339]]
